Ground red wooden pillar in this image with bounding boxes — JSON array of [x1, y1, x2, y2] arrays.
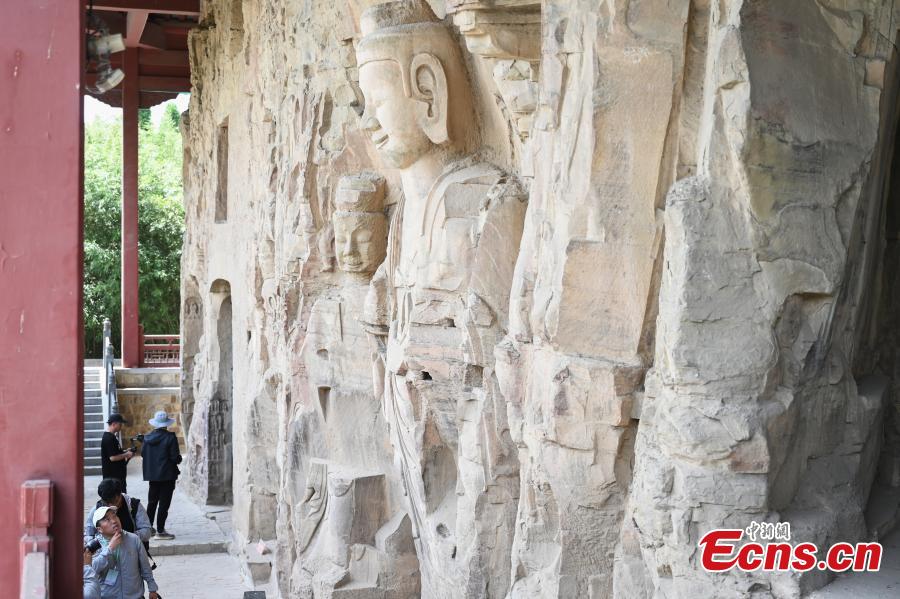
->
[[122, 47, 140, 367], [0, 1, 83, 594]]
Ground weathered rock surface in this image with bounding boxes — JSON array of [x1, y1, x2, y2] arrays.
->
[[180, 0, 900, 597]]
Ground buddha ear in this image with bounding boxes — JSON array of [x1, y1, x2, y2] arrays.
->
[[410, 53, 449, 145]]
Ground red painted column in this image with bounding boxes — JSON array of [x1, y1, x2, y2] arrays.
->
[[0, 1, 83, 595], [122, 47, 140, 367]]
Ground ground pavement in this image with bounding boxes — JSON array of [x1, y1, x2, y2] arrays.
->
[[810, 527, 900, 599], [83, 458, 268, 597], [83, 461, 898, 598]]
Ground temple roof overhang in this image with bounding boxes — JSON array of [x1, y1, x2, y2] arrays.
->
[[85, 1, 199, 108]]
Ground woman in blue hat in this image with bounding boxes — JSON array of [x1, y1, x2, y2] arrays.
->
[[141, 411, 182, 540]]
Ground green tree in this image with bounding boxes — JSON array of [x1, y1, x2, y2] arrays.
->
[[138, 107, 151, 130], [165, 103, 181, 129], [83, 105, 185, 358]]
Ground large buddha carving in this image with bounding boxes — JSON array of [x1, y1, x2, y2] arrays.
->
[[357, 2, 527, 595]]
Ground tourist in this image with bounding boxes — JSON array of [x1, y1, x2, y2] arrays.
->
[[101, 414, 134, 493], [84, 478, 152, 548], [142, 410, 182, 540], [89, 506, 160, 599]]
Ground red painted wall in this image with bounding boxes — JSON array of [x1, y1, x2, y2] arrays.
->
[[0, 1, 83, 595]]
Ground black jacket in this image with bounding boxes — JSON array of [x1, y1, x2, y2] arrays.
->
[[141, 428, 182, 482]]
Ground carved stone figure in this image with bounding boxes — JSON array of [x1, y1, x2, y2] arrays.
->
[[357, 2, 527, 595], [285, 169, 418, 595], [292, 460, 419, 597], [332, 173, 387, 275], [296, 460, 329, 552]]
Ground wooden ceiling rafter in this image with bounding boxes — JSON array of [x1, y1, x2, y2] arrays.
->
[[139, 76, 191, 92], [90, 1, 200, 17], [104, 49, 189, 69], [125, 10, 149, 47], [138, 49, 189, 68], [85, 0, 198, 107]]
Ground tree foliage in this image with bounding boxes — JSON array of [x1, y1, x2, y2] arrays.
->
[[84, 105, 185, 357]]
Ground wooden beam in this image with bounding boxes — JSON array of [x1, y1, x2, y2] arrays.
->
[[156, 19, 195, 32], [138, 75, 191, 92], [125, 10, 148, 47], [92, 73, 190, 92], [105, 48, 188, 67], [140, 91, 181, 108], [90, 1, 200, 16], [138, 21, 168, 49], [93, 11, 126, 36], [139, 49, 189, 68]]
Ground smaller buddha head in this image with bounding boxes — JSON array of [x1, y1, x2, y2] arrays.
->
[[332, 173, 388, 275]]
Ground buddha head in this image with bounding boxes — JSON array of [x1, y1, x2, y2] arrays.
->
[[356, 0, 475, 169], [332, 173, 388, 275]]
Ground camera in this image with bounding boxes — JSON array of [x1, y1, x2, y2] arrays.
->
[[128, 433, 144, 453], [85, 539, 102, 553]]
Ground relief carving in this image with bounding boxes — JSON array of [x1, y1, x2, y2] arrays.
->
[[447, 0, 541, 140], [357, 1, 527, 594], [293, 460, 418, 597]]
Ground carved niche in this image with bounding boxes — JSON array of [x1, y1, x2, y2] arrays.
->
[[447, 0, 541, 140]]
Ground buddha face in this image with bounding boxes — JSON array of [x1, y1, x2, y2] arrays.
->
[[359, 60, 435, 169], [333, 211, 387, 274]]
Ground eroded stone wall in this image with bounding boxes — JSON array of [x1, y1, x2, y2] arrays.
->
[[180, 0, 900, 597]]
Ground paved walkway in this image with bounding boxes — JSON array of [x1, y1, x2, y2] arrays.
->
[[84, 459, 228, 556], [84, 458, 269, 596], [810, 527, 900, 598], [148, 553, 252, 598], [86, 461, 897, 598]]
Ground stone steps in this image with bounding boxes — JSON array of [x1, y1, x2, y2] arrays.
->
[[83, 366, 105, 476]]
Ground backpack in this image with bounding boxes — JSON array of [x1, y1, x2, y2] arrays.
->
[[129, 496, 158, 571]]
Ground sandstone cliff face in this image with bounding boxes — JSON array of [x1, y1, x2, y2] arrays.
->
[[180, 0, 900, 597]]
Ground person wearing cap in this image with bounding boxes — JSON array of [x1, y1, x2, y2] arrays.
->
[[142, 410, 182, 540], [101, 414, 134, 493], [84, 478, 152, 547], [89, 505, 159, 599]]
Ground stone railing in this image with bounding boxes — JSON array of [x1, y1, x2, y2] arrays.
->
[[101, 318, 118, 424]]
